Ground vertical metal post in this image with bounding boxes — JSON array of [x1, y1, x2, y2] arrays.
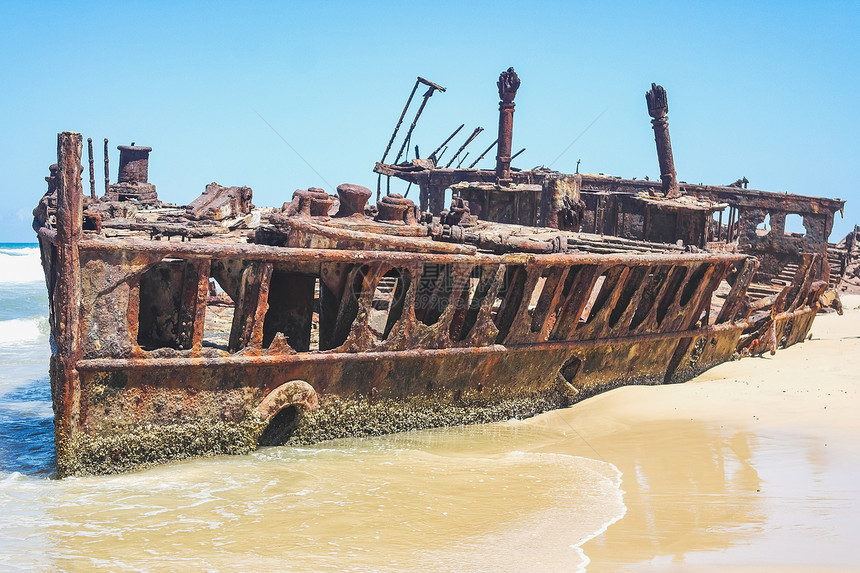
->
[[86, 138, 96, 199], [53, 131, 84, 476], [728, 206, 735, 243], [103, 138, 110, 196], [718, 210, 723, 241], [645, 83, 681, 199], [495, 68, 520, 185]]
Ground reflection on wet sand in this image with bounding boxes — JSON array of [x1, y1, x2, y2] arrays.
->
[[581, 425, 860, 572], [566, 421, 770, 566]]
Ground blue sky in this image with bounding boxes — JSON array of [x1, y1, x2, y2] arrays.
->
[[1, 1, 858, 242]]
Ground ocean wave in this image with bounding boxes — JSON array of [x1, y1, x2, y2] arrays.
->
[[0, 246, 39, 255], [0, 249, 44, 284], [0, 316, 49, 345], [0, 400, 54, 419]]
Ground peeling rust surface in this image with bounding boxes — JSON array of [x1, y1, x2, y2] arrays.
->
[[186, 182, 253, 221]]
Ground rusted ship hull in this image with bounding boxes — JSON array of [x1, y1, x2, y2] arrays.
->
[[36, 69, 838, 476], [35, 154, 820, 476]]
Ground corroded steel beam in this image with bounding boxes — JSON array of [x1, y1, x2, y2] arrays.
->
[[53, 131, 84, 476], [64, 235, 747, 267], [76, 321, 749, 372]]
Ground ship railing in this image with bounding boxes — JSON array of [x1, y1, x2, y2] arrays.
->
[[43, 238, 766, 362]]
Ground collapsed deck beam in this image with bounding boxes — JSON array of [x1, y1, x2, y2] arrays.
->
[[39, 232, 747, 267]]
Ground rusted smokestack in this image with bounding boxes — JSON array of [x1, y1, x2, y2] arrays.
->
[[495, 67, 520, 185], [105, 143, 158, 203], [645, 83, 682, 199]]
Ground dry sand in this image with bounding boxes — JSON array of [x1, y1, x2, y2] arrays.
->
[[525, 295, 860, 572]]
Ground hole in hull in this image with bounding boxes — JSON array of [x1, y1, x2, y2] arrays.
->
[[257, 405, 300, 446], [560, 355, 582, 383]]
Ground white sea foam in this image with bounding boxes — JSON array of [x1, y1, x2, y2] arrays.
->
[[0, 400, 54, 418], [0, 248, 43, 284], [0, 316, 49, 346]]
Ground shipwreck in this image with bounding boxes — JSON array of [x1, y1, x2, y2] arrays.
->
[[34, 69, 844, 476]]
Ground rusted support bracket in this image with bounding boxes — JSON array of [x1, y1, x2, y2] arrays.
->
[[429, 123, 464, 164], [381, 79, 421, 166], [785, 253, 818, 312], [393, 78, 446, 166], [229, 262, 273, 353], [716, 257, 759, 323], [468, 138, 499, 169], [445, 127, 484, 168]]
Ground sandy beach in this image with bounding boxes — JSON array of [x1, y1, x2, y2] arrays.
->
[[523, 295, 860, 571]]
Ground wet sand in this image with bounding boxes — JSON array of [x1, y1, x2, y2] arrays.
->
[[524, 295, 860, 571]]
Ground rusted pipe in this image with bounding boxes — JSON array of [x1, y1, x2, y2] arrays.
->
[[468, 138, 498, 169], [429, 124, 464, 163], [445, 127, 484, 168], [393, 79, 445, 166]]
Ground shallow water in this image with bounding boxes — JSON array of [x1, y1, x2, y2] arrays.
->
[[0, 429, 626, 572], [0, 244, 625, 572], [0, 246, 55, 478]]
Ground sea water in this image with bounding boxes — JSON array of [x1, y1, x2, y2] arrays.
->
[[0, 243, 625, 572]]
